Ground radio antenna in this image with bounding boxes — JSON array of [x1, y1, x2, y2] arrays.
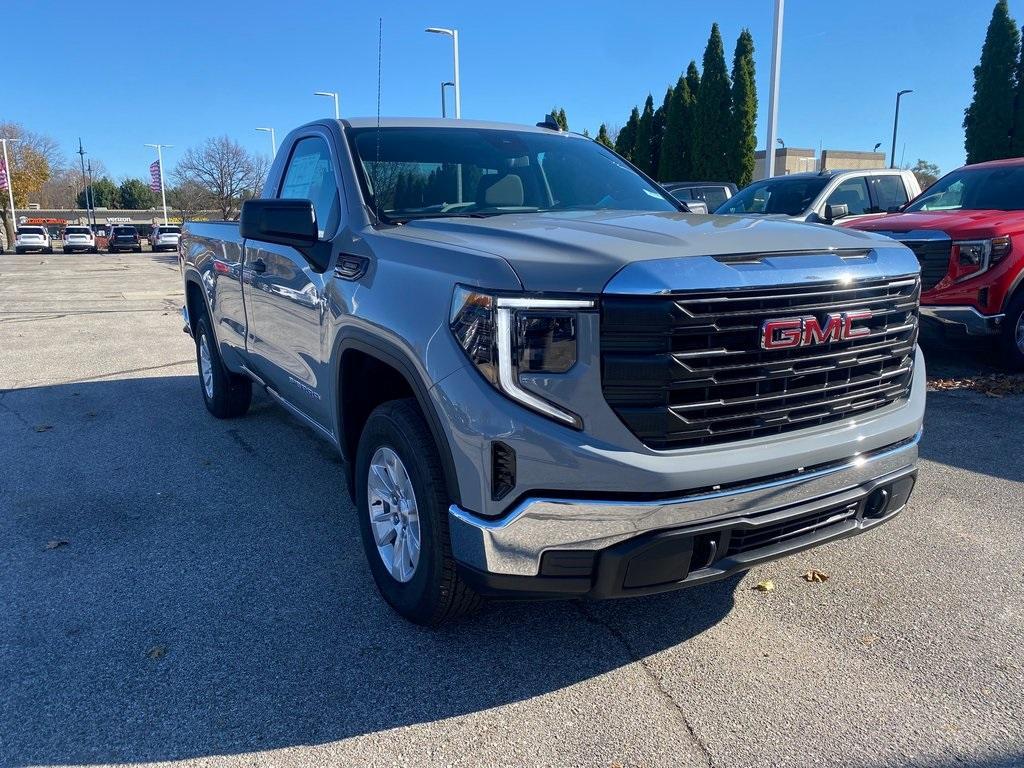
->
[[374, 16, 383, 224]]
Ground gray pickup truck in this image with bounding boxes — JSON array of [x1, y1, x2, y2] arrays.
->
[[180, 117, 925, 625]]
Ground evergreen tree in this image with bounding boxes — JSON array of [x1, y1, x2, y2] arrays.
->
[[596, 124, 615, 149], [693, 24, 732, 179], [632, 94, 656, 175], [551, 107, 569, 131], [615, 107, 640, 160], [1012, 23, 1024, 155], [659, 74, 691, 180], [77, 177, 120, 208], [119, 178, 157, 209], [729, 29, 758, 187], [682, 61, 702, 179], [651, 86, 673, 180], [965, 1, 1020, 163]]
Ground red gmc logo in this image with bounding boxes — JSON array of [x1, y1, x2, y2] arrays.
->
[[761, 311, 873, 350]]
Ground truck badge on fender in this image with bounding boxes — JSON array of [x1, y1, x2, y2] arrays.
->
[[761, 311, 873, 350]]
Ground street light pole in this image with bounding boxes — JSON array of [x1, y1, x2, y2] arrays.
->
[[315, 91, 340, 119], [764, 0, 784, 179], [256, 127, 277, 157], [440, 81, 454, 117], [890, 89, 913, 168], [1, 138, 20, 239], [426, 28, 461, 118], [145, 143, 173, 225], [86, 160, 96, 228]]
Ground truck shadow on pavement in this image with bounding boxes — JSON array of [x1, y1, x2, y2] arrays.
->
[[0, 374, 740, 766]]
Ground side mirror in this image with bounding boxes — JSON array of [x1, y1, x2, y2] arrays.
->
[[680, 200, 709, 215], [824, 202, 849, 222], [241, 199, 318, 250]]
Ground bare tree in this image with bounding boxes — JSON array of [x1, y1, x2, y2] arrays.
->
[[172, 136, 269, 220], [166, 180, 213, 222]]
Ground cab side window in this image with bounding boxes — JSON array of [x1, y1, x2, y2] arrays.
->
[[870, 175, 909, 213], [279, 137, 341, 239], [826, 177, 871, 216]]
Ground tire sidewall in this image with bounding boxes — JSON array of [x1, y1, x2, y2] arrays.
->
[[355, 407, 447, 623], [196, 315, 222, 412], [1000, 292, 1024, 370]]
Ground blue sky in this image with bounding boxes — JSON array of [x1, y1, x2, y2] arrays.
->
[[5, 0, 996, 182]]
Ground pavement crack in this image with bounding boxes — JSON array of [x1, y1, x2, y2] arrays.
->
[[0, 392, 31, 428], [574, 602, 716, 768]]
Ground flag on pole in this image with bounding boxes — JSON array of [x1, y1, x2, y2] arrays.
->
[[0, 157, 9, 191], [149, 160, 162, 193]]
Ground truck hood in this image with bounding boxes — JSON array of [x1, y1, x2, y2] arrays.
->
[[390, 210, 889, 293], [844, 209, 1024, 239]]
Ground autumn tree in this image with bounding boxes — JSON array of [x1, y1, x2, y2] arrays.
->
[[0, 122, 62, 247], [908, 159, 941, 189]]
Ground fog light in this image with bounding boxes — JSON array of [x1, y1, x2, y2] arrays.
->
[[864, 486, 891, 519]]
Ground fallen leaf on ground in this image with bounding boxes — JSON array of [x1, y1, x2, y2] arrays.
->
[[860, 633, 880, 646], [752, 579, 775, 592], [147, 645, 167, 660], [803, 569, 830, 583], [34, 424, 53, 432], [929, 373, 1024, 397], [45, 540, 68, 550]]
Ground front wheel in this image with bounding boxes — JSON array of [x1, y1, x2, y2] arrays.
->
[[355, 399, 480, 625], [194, 314, 252, 418], [999, 292, 1024, 370]]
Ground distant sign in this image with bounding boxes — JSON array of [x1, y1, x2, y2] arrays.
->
[[25, 217, 68, 226], [106, 216, 132, 223]]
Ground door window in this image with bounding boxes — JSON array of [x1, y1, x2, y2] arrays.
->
[[279, 137, 341, 238], [825, 177, 871, 216], [869, 175, 909, 212]]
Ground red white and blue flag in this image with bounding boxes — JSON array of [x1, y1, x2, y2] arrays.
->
[[0, 157, 9, 191], [149, 160, 162, 192]]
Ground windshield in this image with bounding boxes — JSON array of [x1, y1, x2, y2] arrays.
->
[[113, 227, 137, 236], [348, 127, 678, 223], [65, 227, 90, 235], [716, 176, 829, 216], [905, 164, 1024, 212], [158, 226, 180, 234], [18, 227, 45, 235]]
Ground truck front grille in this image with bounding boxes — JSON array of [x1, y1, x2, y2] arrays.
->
[[601, 276, 919, 450], [898, 238, 951, 291]]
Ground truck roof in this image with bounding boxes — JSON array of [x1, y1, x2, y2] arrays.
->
[[340, 116, 585, 136]]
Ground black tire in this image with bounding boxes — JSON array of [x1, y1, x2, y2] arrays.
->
[[134, 246, 142, 253], [998, 291, 1024, 371], [15, 248, 24, 254], [91, 247, 98, 254], [44, 247, 53, 254], [355, 399, 480, 625], [62, 247, 70, 254], [194, 313, 251, 418]]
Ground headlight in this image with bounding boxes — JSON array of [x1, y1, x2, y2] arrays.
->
[[450, 286, 594, 428], [953, 236, 1012, 282]]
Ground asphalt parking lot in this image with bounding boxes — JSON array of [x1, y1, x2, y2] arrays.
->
[[1, 252, 1022, 768]]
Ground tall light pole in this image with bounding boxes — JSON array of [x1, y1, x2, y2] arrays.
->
[[426, 28, 461, 118], [86, 160, 96, 228], [315, 91, 340, 119], [764, 0, 784, 179], [440, 81, 454, 118], [77, 138, 95, 226], [145, 143, 172, 225], [1, 137, 20, 239], [256, 127, 277, 157], [890, 89, 913, 168]]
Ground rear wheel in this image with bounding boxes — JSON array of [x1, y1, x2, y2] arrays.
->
[[355, 399, 480, 625], [194, 313, 251, 418], [44, 247, 53, 254], [62, 247, 70, 254], [999, 292, 1024, 371]]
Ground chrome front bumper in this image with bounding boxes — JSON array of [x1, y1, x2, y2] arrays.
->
[[921, 305, 1004, 336], [449, 432, 921, 576]]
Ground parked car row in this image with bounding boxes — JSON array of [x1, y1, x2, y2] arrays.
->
[[5, 224, 181, 254], [664, 159, 1023, 369]]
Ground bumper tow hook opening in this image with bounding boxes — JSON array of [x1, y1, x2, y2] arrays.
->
[[864, 487, 891, 519]]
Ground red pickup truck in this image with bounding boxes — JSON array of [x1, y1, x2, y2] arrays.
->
[[844, 158, 1024, 369]]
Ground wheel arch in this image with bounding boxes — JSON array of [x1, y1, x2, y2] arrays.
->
[[333, 331, 462, 507]]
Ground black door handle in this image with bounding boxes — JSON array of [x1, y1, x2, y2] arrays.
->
[[250, 258, 267, 274]]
